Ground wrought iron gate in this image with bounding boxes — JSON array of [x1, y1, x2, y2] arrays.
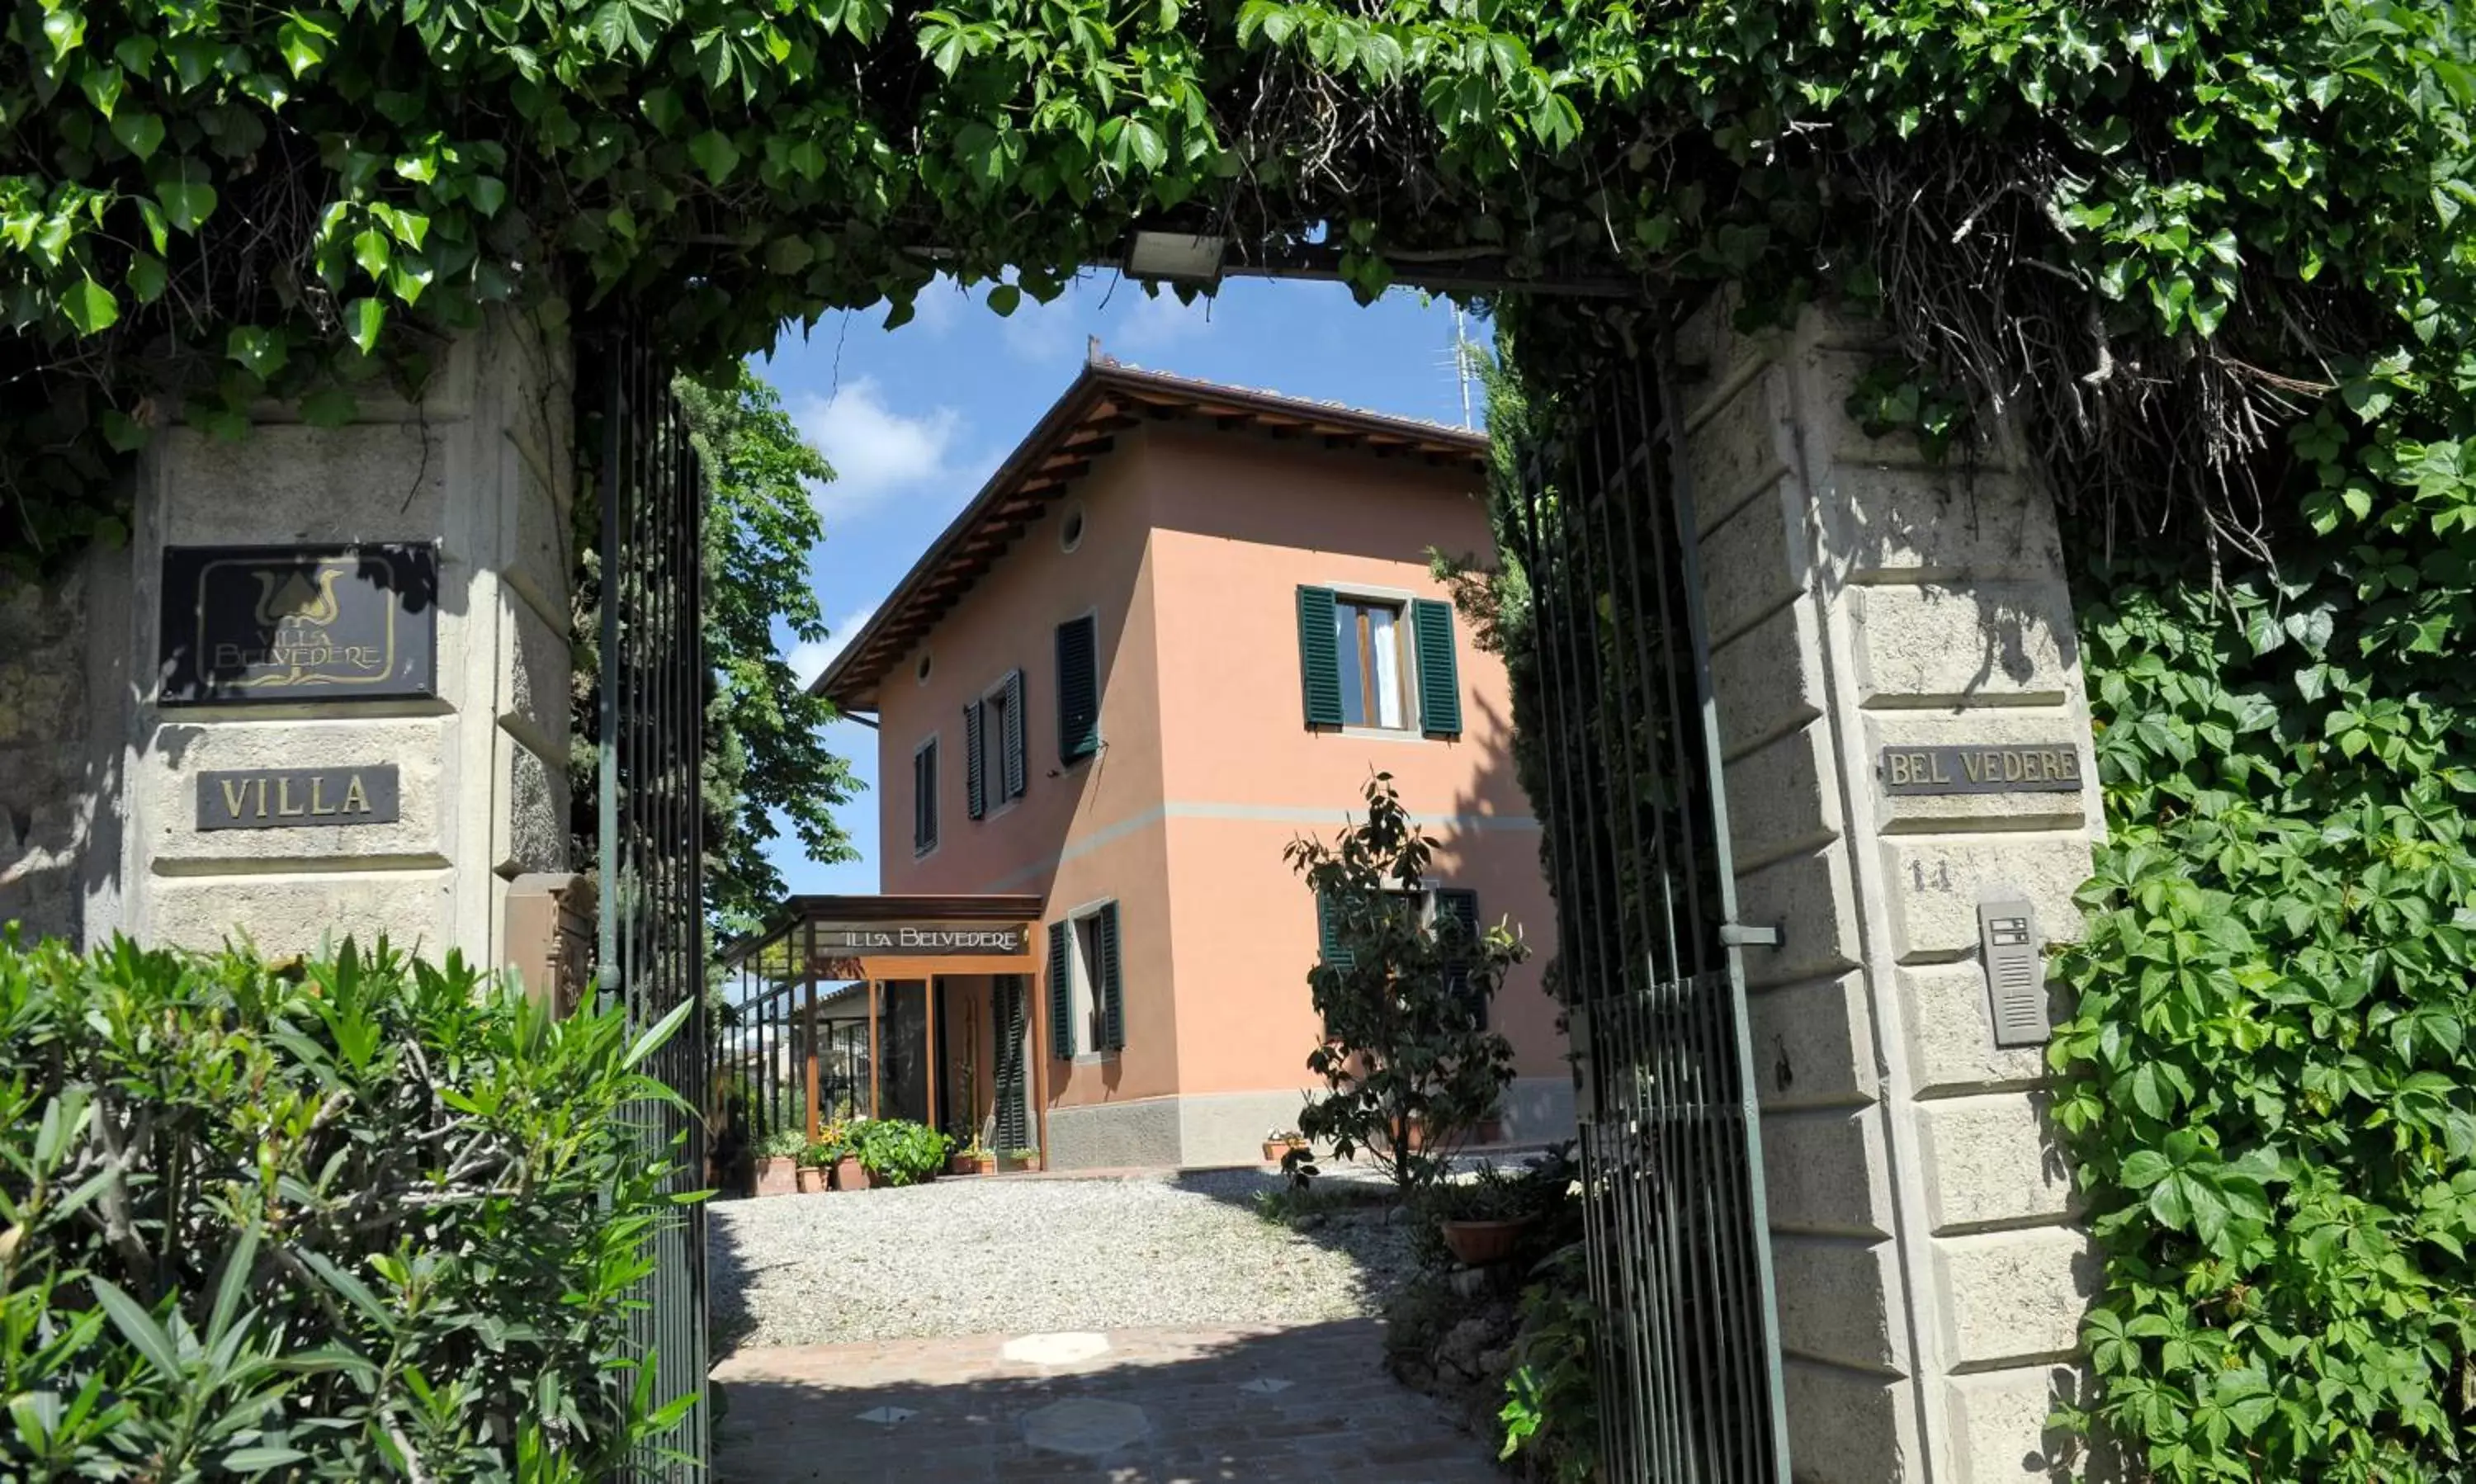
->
[[584, 329, 711, 1480], [1508, 343, 1790, 1481]]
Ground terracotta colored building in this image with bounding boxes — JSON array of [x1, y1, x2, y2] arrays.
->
[[810, 359, 1568, 1170]]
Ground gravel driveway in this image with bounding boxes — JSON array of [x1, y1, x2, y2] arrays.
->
[[709, 1168, 1415, 1351]]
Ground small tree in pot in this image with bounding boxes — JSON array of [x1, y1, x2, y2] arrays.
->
[[1286, 773, 1524, 1198]]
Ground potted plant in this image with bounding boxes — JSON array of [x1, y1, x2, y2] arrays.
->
[[853, 1118, 952, 1188], [999, 1146, 1041, 1173], [796, 1130, 844, 1193], [756, 1127, 804, 1197], [1427, 1166, 1538, 1266], [951, 1139, 997, 1176], [1263, 1127, 1309, 1164]]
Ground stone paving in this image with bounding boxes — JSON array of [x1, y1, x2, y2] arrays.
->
[[710, 1320, 1505, 1483]]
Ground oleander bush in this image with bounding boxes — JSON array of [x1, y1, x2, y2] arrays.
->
[[0, 932, 696, 1480]]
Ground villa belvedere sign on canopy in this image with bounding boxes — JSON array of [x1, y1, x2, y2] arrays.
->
[[1880, 744, 2085, 795], [812, 923, 1031, 956]]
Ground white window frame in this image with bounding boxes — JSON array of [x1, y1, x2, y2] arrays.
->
[[911, 733, 941, 860], [1060, 898, 1119, 1062], [1325, 581, 1427, 742]]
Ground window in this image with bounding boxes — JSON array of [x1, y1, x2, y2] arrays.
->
[[963, 669, 1026, 821], [1297, 587, 1462, 738], [1055, 616, 1101, 765], [1335, 596, 1408, 729], [912, 737, 938, 855], [1046, 901, 1124, 1057]]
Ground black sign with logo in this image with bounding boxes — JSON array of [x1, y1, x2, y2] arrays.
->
[[159, 543, 438, 705], [197, 766, 402, 829]]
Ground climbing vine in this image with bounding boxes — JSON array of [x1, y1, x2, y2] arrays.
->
[[2049, 451, 2476, 1482], [4, 0, 2469, 569], [11, 0, 2476, 1472]]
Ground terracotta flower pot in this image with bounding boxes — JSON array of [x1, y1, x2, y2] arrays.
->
[[755, 1156, 799, 1198], [1440, 1217, 1533, 1267], [1263, 1139, 1307, 1164], [833, 1156, 871, 1191]]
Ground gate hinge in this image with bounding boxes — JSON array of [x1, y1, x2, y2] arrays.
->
[[1719, 922, 1781, 949]]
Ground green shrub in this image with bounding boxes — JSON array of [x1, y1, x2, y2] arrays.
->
[[0, 933, 696, 1479], [848, 1120, 949, 1187]]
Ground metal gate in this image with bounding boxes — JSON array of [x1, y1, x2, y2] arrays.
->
[[583, 328, 711, 1480], [1507, 343, 1791, 1481]]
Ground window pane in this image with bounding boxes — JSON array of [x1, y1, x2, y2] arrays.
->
[[1334, 603, 1367, 727], [1074, 919, 1107, 1055], [1367, 605, 1403, 729]]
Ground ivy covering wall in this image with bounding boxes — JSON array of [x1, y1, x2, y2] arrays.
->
[[9, 0, 2476, 1473], [2053, 501, 2476, 1481]]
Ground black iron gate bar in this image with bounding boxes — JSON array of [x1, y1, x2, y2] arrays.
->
[[593, 328, 711, 1482], [1508, 340, 1791, 1482]]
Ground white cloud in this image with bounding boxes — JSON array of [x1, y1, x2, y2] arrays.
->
[[786, 603, 879, 688], [792, 379, 967, 519]]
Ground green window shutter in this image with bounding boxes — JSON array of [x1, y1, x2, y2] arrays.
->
[[963, 700, 987, 820], [1316, 889, 1357, 971], [1435, 888, 1481, 1026], [993, 976, 1030, 1150], [1047, 920, 1074, 1057], [1002, 669, 1028, 800], [1097, 901, 1125, 1051], [1297, 586, 1344, 728], [1056, 617, 1101, 765], [914, 741, 938, 853], [1412, 598, 1462, 737]]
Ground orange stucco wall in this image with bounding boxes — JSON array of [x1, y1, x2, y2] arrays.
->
[[872, 420, 1564, 1144], [1141, 426, 1561, 1093]]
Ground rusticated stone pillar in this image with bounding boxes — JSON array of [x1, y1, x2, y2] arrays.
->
[[1680, 297, 2101, 1484]]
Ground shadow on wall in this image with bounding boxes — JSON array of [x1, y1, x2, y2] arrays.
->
[[1, 548, 129, 943], [710, 1316, 1500, 1484]]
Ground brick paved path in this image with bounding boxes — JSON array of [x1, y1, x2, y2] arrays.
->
[[710, 1319, 1504, 1483]]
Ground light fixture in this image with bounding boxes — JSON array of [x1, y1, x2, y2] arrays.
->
[[1124, 229, 1226, 283]]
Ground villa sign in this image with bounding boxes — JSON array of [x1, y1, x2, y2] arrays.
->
[[813, 924, 1030, 956]]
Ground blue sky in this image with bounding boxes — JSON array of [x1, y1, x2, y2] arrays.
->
[[753, 273, 1483, 899]]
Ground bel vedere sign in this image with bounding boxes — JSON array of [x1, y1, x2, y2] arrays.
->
[[1881, 743, 2085, 795], [198, 767, 402, 829]]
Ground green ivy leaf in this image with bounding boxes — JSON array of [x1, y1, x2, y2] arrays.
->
[[154, 173, 219, 234], [60, 274, 120, 334], [111, 110, 165, 159], [353, 229, 391, 280], [346, 297, 386, 353], [688, 129, 741, 183], [226, 326, 289, 379]]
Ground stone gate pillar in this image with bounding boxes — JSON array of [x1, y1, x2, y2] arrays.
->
[[0, 309, 575, 968], [1680, 300, 2101, 1483]]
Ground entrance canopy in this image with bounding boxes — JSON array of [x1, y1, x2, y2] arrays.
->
[[713, 895, 1043, 1154], [720, 893, 1042, 983]]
